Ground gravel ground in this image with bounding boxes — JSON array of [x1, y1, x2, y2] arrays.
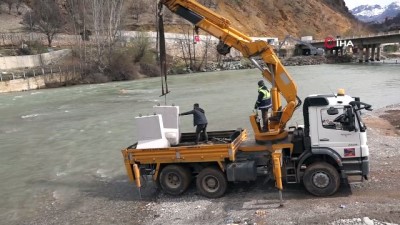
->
[[18, 104, 400, 225]]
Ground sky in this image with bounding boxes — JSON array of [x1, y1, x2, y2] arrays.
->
[[344, 0, 398, 9]]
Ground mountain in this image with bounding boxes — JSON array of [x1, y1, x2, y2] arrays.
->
[[0, 0, 370, 39], [351, 1, 400, 23], [128, 0, 369, 39]]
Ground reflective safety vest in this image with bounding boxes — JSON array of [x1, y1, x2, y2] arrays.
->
[[258, 87, 270, 99]]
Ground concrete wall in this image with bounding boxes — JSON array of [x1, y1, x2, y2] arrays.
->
[[0, 49, 71, 70], [0, 71, 80, 93]]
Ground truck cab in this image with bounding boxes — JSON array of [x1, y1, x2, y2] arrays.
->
[[289, 92, 371, 196]]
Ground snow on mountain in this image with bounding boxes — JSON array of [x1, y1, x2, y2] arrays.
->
[[352, 5, 384, 17], [351, 1, 400, 23]]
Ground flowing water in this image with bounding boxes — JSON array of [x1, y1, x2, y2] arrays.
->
[[0, 63, 399, 223]]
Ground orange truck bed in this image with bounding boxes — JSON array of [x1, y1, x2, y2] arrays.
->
[[121, 129, 247, 183]]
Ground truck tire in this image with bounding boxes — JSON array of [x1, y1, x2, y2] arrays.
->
[[159, 165, 192, 196], [196, 167, 227, 198], [303, 162, 340, 196]]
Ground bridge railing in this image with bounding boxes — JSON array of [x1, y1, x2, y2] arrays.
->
[[310, 30, 400, 43]]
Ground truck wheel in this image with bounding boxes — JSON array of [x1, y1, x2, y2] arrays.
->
[[196, 167, 227, 198], [159, 165, 191, 196], [303, 162, 340, 196]]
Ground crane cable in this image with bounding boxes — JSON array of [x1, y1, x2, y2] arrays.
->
[[157, 2, 169, 102]]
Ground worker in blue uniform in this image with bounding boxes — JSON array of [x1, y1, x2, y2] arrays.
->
[[180, 103, 208, 144], [254, 80, 272, 132]]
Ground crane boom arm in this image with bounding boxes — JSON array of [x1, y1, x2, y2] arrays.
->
[[161, 0, 300, 134]]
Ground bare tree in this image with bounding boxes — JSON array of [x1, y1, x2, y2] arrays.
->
[[90, 0, 125, 71], [131, 0, 144, 22], [178, 24, 212, 72], [132, 31, 151, 63], [178, 24, 195, 71], [3, 0, 13, 14], [65, 0, 125, 75], [65, 0, 86, 31], [197, 34, 213, 70], [16, 0, 23, 14], [22, 10, 36, 32], [25, 0, 65, 47]]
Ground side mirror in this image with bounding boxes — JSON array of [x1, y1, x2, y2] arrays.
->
[[327, 107, 339, 115], [345, 107, 356, 132], [365, 105, 373, 111]]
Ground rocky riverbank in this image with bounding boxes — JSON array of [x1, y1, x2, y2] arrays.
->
[[281, 55, 327, 66], [192, 55, 329, 74]]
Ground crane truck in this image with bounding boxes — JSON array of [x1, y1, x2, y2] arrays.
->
[[121, 0, 372, 201]]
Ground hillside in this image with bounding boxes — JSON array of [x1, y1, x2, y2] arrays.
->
[[129, 0, 371, 39], [0, 0, 370, 39], [0, 3, 27, 32]]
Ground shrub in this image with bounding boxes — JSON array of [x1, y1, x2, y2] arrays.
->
[[15, 40, 47, 55], [82, 73, 110, 84], [169, 58, 190, 74], [107, 52, 140, 81], [16, 46, 33, 55], [139, 62, 160, 77], [130, 31, 155, 64], [384, 45, 399, 53]]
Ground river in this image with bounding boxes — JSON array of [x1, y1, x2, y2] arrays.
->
[[0, 63, 399, 224]]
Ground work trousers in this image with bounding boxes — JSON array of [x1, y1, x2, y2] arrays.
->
[[195, 123, 208, 144], [260, 108, 269, 132]]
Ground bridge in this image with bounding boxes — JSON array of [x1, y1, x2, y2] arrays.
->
[[309, 30, 400, 62]]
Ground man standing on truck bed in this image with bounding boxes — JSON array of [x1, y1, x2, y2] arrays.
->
[[254, 80, 272, 132], [180, 103, 208, 145]]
